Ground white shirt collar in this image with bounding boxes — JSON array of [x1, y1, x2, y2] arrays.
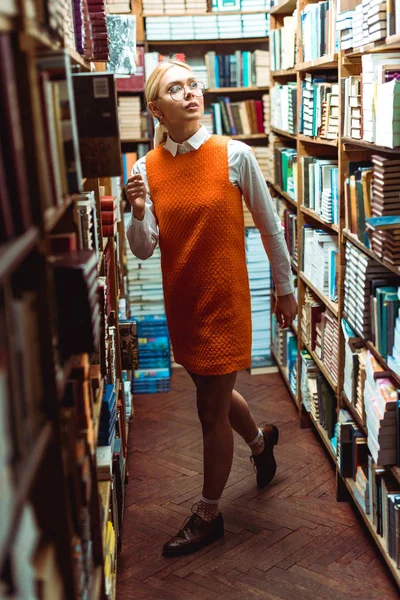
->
[[164, 125, 210, 157]]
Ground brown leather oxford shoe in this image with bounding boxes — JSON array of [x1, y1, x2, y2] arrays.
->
[[250, 424, 279, 488], [162, 511, 224, 557]]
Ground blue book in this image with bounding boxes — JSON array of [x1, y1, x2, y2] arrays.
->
[[365, 215, 400, 230]]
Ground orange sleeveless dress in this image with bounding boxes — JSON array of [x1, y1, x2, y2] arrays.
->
[[145, 135, 251, 376]]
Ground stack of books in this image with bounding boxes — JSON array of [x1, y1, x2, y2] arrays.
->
[[343, 76, 361, 139], [50, 251, 101, 356], [354, 465, 370, 514], [337, 409, 368, 478], [302, 227, 338, 300], [270, 12, 297, 71], [100, 194, 118, 237], [271, 317, 298, 395], [118, 96, 143, 141], [252, 146, 270, 179], [270, 81, 297, 134], [300, 74, 339, 139], [210, 98, 265, 135], [262, 94, 270, 134], [361, 53, 400, 146], [274, 147, 297, 200], [145, 13, 269, 40], [344, 161, 372, 246], [301, 288, 324, 351], [212, 0, 269, 10], [245, 229, 272, 369], [132, 316, 171, 393], [301, 157, 339, 225], [371, 155, 400, 222], [107, 0, 131, 13], [342, 318, 365, 419], [142, 0, 164, 10], [74, 192, 100, 256], [86, 0, 110, 61], [343, 242, 391, 338], [364, 352, 398, 466], [119, 320, 139, 371], [299, 348, 318, 416], [336, 10, 355, 50], [300, 0, 338, 62], [388, 287, 400, 376], [202, 50, 269, 88], [315, 309, 339, 384], [98, 383, 117, 448], [202, 111, 214, 134], [282, 206, 298, 266]]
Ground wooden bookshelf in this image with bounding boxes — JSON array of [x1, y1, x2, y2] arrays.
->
[[298, 133, 338, 147], [302, 337, 338, 395], [309, 412, 336, 463], [271, 345, 299, 408], [271, 126, 297, 140], [270, 68, 297, 76], [342, 137, 400, 155], [344, 477, 400, 587], [296, 53, 338, 71], [342, 229, 400, 277], [206, 86, 269, 93], [341, 391, 368, 436], [0, 227, 39, 283], [300, 206, 339, 232], [299, 272, 339, 317], [267, 181, 298, 206], [44, 196, 75, 234], [269, 0, 297, 15]]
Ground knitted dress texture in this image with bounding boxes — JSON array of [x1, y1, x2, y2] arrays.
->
[[145, 135, 252, 375]]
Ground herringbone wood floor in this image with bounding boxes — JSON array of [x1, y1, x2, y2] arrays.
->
[[117, 369, 399, 599]]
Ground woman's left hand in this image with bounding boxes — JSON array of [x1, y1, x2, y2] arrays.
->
[[275, 293, 298, 329]]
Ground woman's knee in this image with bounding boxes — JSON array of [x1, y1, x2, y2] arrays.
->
[[195, 372, 237, 430]]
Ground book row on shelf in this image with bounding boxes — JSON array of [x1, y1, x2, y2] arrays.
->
[[337, 0, 400, 50], [142, 0, 270, 12]]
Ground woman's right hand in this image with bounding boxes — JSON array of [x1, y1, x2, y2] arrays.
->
[[126, 173, 147, 221]]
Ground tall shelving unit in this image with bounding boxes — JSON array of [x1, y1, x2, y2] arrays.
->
[[0, 2, 132, 598], [268, 0, 400, 588]]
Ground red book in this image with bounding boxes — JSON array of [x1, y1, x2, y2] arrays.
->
[[100, 196, 117, 211], [255, 101, 264, 134], [101, 212, 116, 225], [0, 34, 32, 232], [102, 222, 117, 237]]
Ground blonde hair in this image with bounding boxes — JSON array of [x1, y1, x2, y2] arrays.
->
[[145, 58, 193, 147]]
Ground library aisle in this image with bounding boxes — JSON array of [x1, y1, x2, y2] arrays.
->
[[117, 370, 398, 599]]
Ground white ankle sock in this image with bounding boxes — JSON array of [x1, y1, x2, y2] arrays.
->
[[196, 495, 220, 522], [248, 428, 265, 456]]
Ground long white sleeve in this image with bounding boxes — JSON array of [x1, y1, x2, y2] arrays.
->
[[229, 140, 294, 296], [125, 157, 159, 260]]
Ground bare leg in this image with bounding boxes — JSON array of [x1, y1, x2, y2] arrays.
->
[[229, 389, 259, 443], [195, 372, 237, 500]]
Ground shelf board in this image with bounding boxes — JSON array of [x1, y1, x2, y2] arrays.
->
[[24, 21, 91, 69], [44, 195, 75, 234], [302, 336, 339, 394], [98, 481, 111, 546], [206, 86, 269, 93], [120, 138, 151, 144], [342, 136, 400, 155], [269, 0, 297, 14], [309, 411, 337, 463], [143, 10, 270, 16], [68, 48, 91, 70], [0, 422, 52, 567], [301, 206, 339, 232], [392, 466, 400, 485], [341, 391, 368, 435], [300, 271, 339, 317], [270, 126, 297, 140], [365, 340, 400, 388], [146, 37, 268, 45], [0, 227, 39, 283], [298, 133, 338, 147], [270, 67, 297, 77], [342, 229, 400, 277], [344, 40, 400, 58], [296, 53, 338, 71], [271, 346, 299, 408], [343, 477, 400, 587], [267, 180, 298, 206], [231, 133, 268, 139]]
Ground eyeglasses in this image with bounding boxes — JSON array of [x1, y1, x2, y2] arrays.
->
[[168, 80, 206, 102]]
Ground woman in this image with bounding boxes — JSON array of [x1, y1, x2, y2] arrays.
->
[[126, 58, 297, 558]]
